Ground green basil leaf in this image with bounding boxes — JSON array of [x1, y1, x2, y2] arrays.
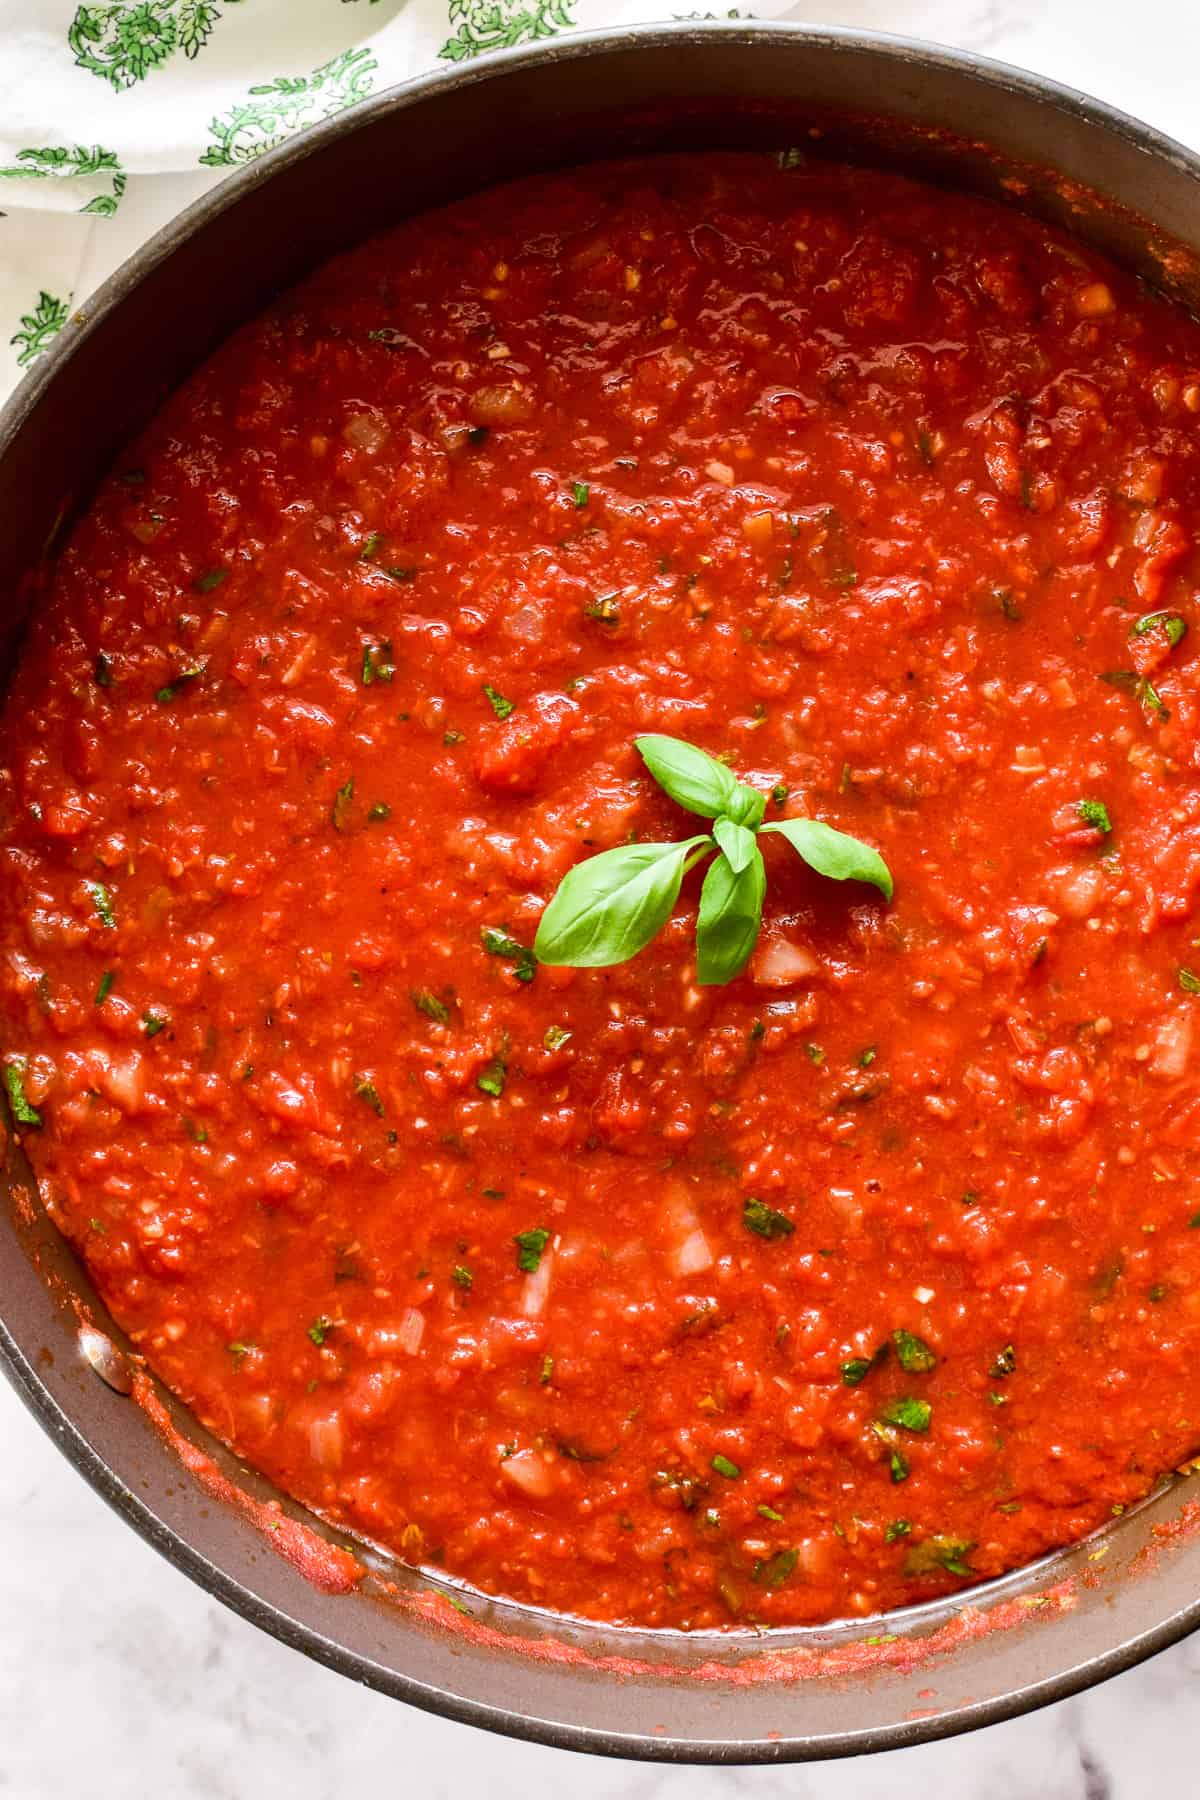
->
[[713, 817, 757, 874], [635, 735, 737, 819], [763, 817, 893, 900], [696, 845, 766, 985], [534, 835, 711, 967], [725, 781, 766, 830]]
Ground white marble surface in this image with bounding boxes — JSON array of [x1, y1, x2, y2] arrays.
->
[[6, 2, 1200, 1793]]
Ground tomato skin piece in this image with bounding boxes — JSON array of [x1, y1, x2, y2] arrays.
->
[[3, 151, 1200, 1631]]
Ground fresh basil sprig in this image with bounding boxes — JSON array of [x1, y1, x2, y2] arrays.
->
[[534, 734, 893, 984]]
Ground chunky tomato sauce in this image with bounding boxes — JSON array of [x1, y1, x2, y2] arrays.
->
[[5, 152, 1200, 1630]]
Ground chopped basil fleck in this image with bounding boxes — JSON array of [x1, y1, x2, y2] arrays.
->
[[880, 1396, 931, 1433], [543, 1024, 572, 1051], [368, 801, 391, 822], [89, 882, 116, 928], [885, 1519, 912, 1542], [331, 777, 354, 832], [3, 1060, 40, 1127], [893, 1329, 937, 1373], [1130, 610, 1187, 647], [360, 639, 395, 686], [711, 1453, 740, 1479], [889, 1449, 910, 1482], [904, 1536, 974, 1578], [483, 683, 514, 720], [990, 1344, 1017, 1378], [514, 1227, 550, 1273], [1179, 967, 1200, 995], [95, 970, 115, 1005], [743, 1196, 795, 1240], [477, 1052, 507, 1097], [757, 1503, 784, 1522], [194, 567, 229, 594], [481, 925, 536, 983], [753, 1548, 798, 1589], [142, 1011, 166, 1038], [307, 1316, 332, 1346], [412, 989, 450, 1024], [452, 1265, 473, 1291], [354, 1076, 384, 1115], [1100, 668, 1170, 720], [1077, 798, 1112, 834], [573, 481, 590, 508], [157, 663, 204, 704]]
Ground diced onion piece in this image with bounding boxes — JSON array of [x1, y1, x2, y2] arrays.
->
[[827, 1187, 863, 1230], [1050, 862, 1105, 920], [1152, 1013, 1192, 1080], [506, 605, 543, 643], [666, 1186, 712, 1276], [396, 1307, 425, 1355], [308, 1413, 344, 1470], [94, 1049, 147, 1115], [754, 938, 819, 987], [675, 1229, 713, 1276], [520, 1248, 554, 1318], [342, 411, 388, 453], [241, 1392, 274, 1432], [791, 1535, 835, 1578], [470, 383, 533, 425], [500, 1449, 555, 1498], [741, 509, 774, 548]]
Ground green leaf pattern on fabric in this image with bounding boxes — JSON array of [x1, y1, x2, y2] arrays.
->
[[0, 0, 797, 397], [199, 47, 378, 166], [68, 2, 243, 89], [10, 291, 71, 368], [439, 0, 577, 62], [0, 146, 126, 216]]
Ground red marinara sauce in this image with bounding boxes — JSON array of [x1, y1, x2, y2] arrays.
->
[[4, 153, 1200, 1631]]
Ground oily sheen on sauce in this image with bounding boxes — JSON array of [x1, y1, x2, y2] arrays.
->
[[3, 153, 1200, 1631]]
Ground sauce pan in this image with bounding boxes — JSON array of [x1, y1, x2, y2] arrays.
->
[[3, 23, 1200, 1761]]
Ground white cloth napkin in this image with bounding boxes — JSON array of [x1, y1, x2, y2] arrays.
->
[[0, 0, 836, 399]]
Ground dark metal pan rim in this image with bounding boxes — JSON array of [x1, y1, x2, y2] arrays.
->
[[11, 1279, 1200, 1766], [3, 18, 1200, 1762]]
